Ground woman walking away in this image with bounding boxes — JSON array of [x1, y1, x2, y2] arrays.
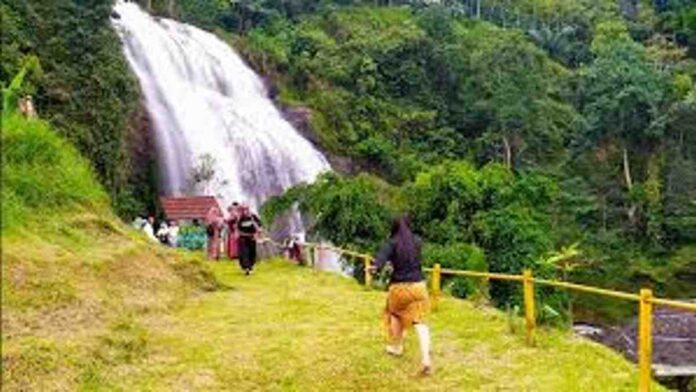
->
[[205, 206, 223, 260], [372, 216, 432, 375], [226, 202, 240, 260], [237, 204, 262, 275]]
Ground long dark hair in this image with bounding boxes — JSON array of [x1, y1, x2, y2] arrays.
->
[[391, 216, 418, 262]]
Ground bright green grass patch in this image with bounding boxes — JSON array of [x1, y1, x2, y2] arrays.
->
[[100, 260, 662, 391], [1, 114, 108, 231]]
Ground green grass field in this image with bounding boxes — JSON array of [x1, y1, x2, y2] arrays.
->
[[2, 227, 665, 391], [81, 260, 658, 392]]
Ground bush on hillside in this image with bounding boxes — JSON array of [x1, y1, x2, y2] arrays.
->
[[422, 242, 487, 298]]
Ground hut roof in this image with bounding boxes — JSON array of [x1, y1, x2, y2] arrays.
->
[[160, 196, 220, 221]]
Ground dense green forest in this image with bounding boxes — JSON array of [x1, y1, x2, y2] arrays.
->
[[2, 0, 695, 321], [239, 0, 696, 320]]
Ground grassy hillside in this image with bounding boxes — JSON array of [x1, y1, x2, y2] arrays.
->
[[1, 115, 218, 390], [95, 260, 663, 391], [1, 115, 666, 390]]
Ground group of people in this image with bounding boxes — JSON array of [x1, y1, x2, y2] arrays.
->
[[133, 216, 179, 247], [135, 209, 431, 374], [204, 202, 263, 275]]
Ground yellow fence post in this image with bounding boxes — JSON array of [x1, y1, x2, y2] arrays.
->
[[639, 288, 653, 392], [431, 263, 442, 310], [364, 257, 372, 288], [523, 269, 536, 346]]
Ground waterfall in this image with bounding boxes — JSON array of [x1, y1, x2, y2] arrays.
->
[[111, 1, 329, 214]]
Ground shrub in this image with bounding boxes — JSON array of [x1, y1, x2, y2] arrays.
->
[[177, 225, 207, 251], [422, 242, 487, 298]]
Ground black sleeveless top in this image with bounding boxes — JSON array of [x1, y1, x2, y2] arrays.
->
[[373, 236, 424, 284], [237, 214, 262, 236]]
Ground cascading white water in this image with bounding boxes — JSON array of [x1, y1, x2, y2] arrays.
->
[[111, 1, 329, 214]]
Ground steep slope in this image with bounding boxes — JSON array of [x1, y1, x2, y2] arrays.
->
[[1, 115, 218, 390]]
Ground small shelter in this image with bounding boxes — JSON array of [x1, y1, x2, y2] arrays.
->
[[160, 196, 221, 223]]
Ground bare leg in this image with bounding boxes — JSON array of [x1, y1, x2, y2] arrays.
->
[[414, 323, 432, 371], [386, 315, 404, 356]]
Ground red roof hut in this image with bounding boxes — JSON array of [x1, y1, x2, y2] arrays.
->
[[160, 196, 221, 221]]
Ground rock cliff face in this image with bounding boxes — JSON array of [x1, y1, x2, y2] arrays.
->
[[126, 102, 160, 216], [586, 307, 696, 370], [281, 104, 358, 175], [261, 75, 357, 176]]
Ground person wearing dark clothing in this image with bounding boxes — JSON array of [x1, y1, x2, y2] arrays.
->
[[287, 236, 303, 264], [373, 236, 425, 284], [372, 216, 432, 375], [237, 205, 262, 275]]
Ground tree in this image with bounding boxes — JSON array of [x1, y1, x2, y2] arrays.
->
[[189, 153, 229, 196], [462, 26, 576, 169], [578, 21, 670, 234], [405, 161, 483, 244], [262, 173, 393, 250]]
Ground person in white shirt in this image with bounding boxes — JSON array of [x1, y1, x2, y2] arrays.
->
[[142, 216, 158, 242], [167, 220, 179, 247]]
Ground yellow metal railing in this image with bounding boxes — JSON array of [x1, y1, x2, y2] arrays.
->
[[284, 241, 696, 392]]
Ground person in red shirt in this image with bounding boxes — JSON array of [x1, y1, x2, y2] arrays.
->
[[226, 202, 240, 260]]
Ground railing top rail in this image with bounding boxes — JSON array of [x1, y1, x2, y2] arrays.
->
[[424, 267, 523, 282], [296, 240, 695, 312], [533, 278, 641, 301], [304, 242, 373, 260], [652, 298, 696, 312]]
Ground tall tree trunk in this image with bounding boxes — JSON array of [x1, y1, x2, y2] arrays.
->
[[600, 194, 607, 232], [503, 136, 512, 169], [623, 147, 638, 224], [167, 0, 176, 18], [623, 147, 633, 190]]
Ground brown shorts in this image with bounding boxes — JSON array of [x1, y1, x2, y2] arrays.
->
[[386, 281, 430, 327]]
